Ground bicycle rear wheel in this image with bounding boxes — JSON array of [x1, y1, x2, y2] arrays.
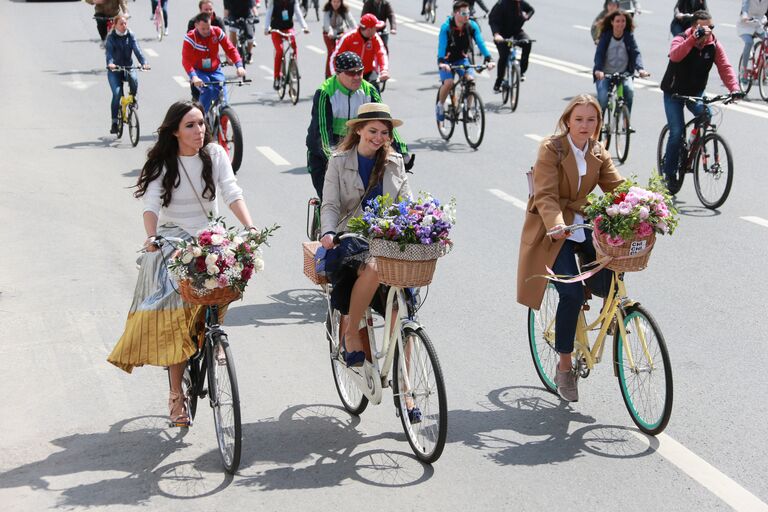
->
[[613, 104, 630, 163], [509, 64, 521, 112], [185, 357, 199, 421], [462, 90, 485, 149], [656, 124, 685, 194], [614, 305, 673, 436], [601, 106, 612, 150], [758, 62, 768, 102], [155, 7, 164, 41], [393, 326, 447, 464], [327, 308, 368, 415], [128, 105, 140, 147], [218, 106, 244, 173], [528, 282, 558, 394], [693, 132, 733, 209], [288, 58, 300, 105], [208, 334, 242, 474], [278, 57, 288, 100], [436, 89, 456, 140]]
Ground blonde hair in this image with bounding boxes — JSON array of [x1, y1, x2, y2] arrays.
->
[[337, 119, 394, 197], [555, 94, 603, 141], [113, 13, 129, 26]]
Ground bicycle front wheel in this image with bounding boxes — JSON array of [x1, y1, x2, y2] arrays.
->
[[278, 58, 288, 100], [601, 106, 612, 150], [509, 64, 521, 112], [288, 58, 300, 105], [613, 104, 630, 163], [155, 8, 164, 41], [656, 124, 685, 194], [758, 62, 768, 102], [393, 326, 447, 464], [614, 305, 673, 436], [128, 105, 140, 147], [436, 89, 456, 141], [219, 106, 244, 173], [528, 282, 558, 394], [693, 132, 733, 209], [462, 91, 485, 149], [208, 334, 242, 474], [327, 308, 368, 415]]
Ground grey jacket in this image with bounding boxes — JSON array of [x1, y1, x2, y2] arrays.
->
[[321, 147, 412, 235]]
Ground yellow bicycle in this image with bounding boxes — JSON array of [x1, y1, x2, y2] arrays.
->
[[528, 224, 673, 435], [111, 65, 146, 147]]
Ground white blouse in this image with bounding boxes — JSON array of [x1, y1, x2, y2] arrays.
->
[[566, 134, 588, 244], [142, 143, 244, 235]]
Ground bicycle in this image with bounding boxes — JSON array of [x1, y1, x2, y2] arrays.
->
[[110, 65, 148, 147], [528, 223, 673, 435], [147, 234, 244, 474], [153, 0, 165, 41], [321, 232, 448, 463], [599, 72, 636, 164], [498, 38, 535, 113], [301, 0, 320, 21], [423, 0, 437, 24], [436, 64, 486, 149], [656, 92, 741, 209], [271, 29, 301, 105], [306, 197, 321, 241], [738, 19, 768, 100], [225, 16, 259, 67], [200, 78, 251, 173]]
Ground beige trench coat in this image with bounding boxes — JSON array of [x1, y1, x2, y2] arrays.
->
[[321, 147, 412, 235], [516, 134, 624, 310]]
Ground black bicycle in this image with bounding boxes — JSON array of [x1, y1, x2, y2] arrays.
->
[[498, 38, 535, 112], [436, 64, 487, 149], [225, 16, 259, 67], [200, 78, 251, 173], [656, 92, 742, 209], [600, 72, 635, 164]]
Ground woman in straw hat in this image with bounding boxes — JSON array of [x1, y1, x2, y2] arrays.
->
[[319, 103, 412, 368]]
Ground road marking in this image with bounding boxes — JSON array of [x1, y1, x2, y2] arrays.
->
[[525, 134, 544, 142], [721, 23, 736, 28], [256, 146, 290, 165], [173, 76, 189, 88], [144, 48, 159, 57], [63, 71, 96, 91], [488, 188, 527, 210], [742, 216, 768, 228], [401, 20, 441, 36], [306, 45, 325, 55], [259, 65, 273, 76], [632, 432, 768, 512], [572, 24, 591, 31]]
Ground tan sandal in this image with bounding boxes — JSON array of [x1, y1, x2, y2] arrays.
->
[[168, 390, 190, 427]]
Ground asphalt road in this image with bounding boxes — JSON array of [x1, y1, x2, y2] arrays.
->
[[1, 0, 767, 510]]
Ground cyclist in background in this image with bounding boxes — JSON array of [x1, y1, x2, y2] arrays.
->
[[265, 0, 310, 91], [671, 0, 708, 36], [224, 0, 260, 64], [151, 0, 169, 36], [322, 0, 357, 78], [361, 0, 396, 50], [593, 10, 649, 114], [330, 14, 390, 87], [188, 1, 225, 102], [182, 12, 246, 113], [436, 1, 493, 122], [660, 10, 739, 187], [106, 14, 150, 134], [306, 51, 411, 199], [737, 0, 768, 86], [467, 0, 490, 18], [85, 0, 128, 48], [489, 0, 534, 92]]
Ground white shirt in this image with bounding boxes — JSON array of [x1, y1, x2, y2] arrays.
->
[[142, 144, 244, 236], [566, 134, 588, 243]]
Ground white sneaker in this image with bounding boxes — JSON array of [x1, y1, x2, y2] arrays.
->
[[164, 28, 169, 36]]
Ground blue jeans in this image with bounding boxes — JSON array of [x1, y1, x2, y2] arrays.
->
[[551, 230, 612, 354], [596, 76, 634, 113], [151, 0, 168, 28], [195, 68, 227, 113], [662, 91, 709, 178], [108, 68, 138, 123], [741, 33, 756, 73]]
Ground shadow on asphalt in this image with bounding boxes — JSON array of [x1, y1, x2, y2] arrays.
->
[[44, 68, 105, 77], [671, 198, 721, 217], [226, 288, 326, 327], [407, 136, 478, 153], [54, 137, 116, 150], [280, 166, 309, 175]]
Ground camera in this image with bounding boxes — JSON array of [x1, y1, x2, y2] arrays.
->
[[694, 26, 706, 38]]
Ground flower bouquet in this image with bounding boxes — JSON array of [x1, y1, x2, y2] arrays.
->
[[168, 218, 279, 305], [348, 192, 456, 287], [583, 175, 678, 272]]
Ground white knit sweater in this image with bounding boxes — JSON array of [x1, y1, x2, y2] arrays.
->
[[142, 143, 244, 235]]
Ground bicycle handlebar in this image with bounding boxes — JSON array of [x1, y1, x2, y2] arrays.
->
[[502, 38, 535, 46], [108, 65, 149, 71], [270, 29, 295, 37], [449, 64, 488, 71], [199, 78, 253, 87], [225, 16, 258, 25], [546, 224, 593, 237], [332, 232, 367, 245], [672, 92, 745, 104]]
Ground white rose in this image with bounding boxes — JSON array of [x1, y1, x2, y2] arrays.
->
[[207, 265, 219, 275], [181, 251, 194, 264], [203, 278, 218, 289], [205, 253, 218, 265], [253, 256, 265, 273], [423, 215, 434, 226], [232, 236, 244, 245], [234, 263, 243, 273], [191, 246, 202, 257], [210, 234, 224, 246]]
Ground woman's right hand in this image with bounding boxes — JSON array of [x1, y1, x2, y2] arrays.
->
[[548, 224, 570, 240], [594, 70, 604, 81], [320, 233, 335, 249]]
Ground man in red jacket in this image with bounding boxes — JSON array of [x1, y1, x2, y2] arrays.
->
[[330, 13, 390, 86], [182, 12, 246, 113]]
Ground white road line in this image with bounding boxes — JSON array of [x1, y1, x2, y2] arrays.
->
[[632, 432, 768, 512], [741, 216, 768, 228], [572, 25, 591, 31], [525, 134, 544, 142], [256, 146, 290, 165], [306, 45, 325, 55], [144, 48, 159, 57], [722, 23, 737, 28], [488, 188, 527, 210], [63, 71, 96, 91], [259, 65, 273, 75], [401, 20, 441, 36], [172, 76, 189, 88]]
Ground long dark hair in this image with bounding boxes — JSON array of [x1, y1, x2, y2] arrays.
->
[[323, 0, 348, 16], [337, 119, 394, 197], [600, 10, 634, 34], [134, 101, 214, 206]]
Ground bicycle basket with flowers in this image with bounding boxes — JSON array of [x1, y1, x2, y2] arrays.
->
[[348, 192, 456, 287], [168, 218, 279, 305], [583, 175, 678, 272]]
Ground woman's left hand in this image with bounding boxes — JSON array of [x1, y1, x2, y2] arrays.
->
[[320, 233, 335, 250]]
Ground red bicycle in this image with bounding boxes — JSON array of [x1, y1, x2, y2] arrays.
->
[[738, 20, 768, 101]]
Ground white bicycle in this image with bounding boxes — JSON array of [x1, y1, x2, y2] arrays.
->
[[323, 233, 448, 463]]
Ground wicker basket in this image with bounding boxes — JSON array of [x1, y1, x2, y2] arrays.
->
[[369, 238, 450, 287], [593, 232, 656, 273], [178, 279, 241, 306], [302, 241, 328, 285]]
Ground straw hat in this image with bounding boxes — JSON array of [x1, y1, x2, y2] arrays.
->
[[345, 103, 403, 128]]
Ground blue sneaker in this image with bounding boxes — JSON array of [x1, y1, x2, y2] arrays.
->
[[435, 103, 445, 122]]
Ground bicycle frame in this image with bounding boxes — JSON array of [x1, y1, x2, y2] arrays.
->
[[189, 305, 226, 405]]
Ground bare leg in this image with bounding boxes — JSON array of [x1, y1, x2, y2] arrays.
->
[[558, 352, 572, 372], [344, 260, 379, 353]]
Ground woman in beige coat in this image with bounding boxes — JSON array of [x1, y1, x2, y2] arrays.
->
[[517, 94, 624, 403], [320, 103, 412, 368]]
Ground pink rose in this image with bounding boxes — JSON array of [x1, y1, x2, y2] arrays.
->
[[617, 202, 632, 215], [594, 215, 604, 235], [198, 231, 213, 246], [605, 205, 619, 217], [606, 235, 626, 247], [241, 265, 254, 282], [217, 274, 229, 288], [636, 221, 653, 237], [638, 206, 650, 220]]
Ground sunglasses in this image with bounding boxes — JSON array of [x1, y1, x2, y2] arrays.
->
[[343, 69, 364, 77], [457, 10, 470, 16]]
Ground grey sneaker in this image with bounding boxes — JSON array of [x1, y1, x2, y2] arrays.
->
[[554, 369, 579, 402]]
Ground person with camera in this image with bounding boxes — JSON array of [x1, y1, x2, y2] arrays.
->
[[659, 10, 740, 188]]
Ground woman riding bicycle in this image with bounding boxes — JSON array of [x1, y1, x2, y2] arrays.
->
[[322, 0, 357, 78], [593, 10, 649, 114], [517, 94, 625, 403], [265, 0, 310, 91], [319, 103, 412, 368], [105, 15, 150, 135], [108, 101, 258, 428], [737, 0, 768, 86]]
